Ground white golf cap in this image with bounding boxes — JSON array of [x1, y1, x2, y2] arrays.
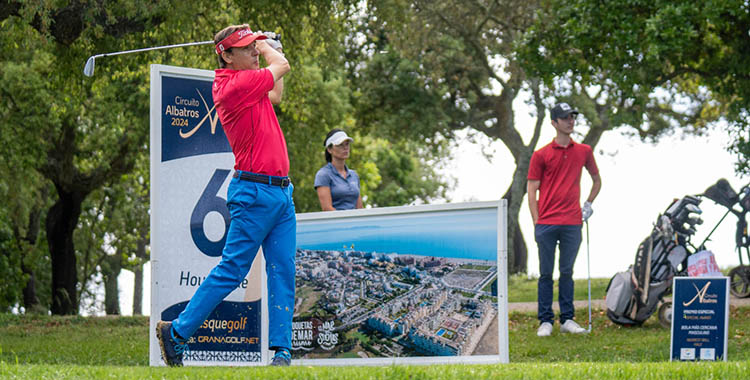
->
[[325, 131, 353, 147]]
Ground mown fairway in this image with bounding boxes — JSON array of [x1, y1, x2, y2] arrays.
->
[[1, 303, 748, 379]]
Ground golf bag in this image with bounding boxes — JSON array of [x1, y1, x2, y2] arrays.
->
[[702, 178, 750, 298], [606, 196, 700, 325]]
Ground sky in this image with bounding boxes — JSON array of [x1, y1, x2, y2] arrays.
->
[[114, 96, 748, 317], [296, 208, 497, 261]]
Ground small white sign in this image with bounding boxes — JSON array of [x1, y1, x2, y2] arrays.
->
[[700, 348, 716, 361], [680, 348, 696, 360]]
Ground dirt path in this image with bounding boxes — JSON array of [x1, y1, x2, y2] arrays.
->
[[508, 295, 750, 312]]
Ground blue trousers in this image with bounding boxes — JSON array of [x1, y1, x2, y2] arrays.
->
[[534, 224, 582, 324], [173, 173, 296, 351]]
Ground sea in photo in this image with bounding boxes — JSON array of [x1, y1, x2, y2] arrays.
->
[[297, 208, 498, 262]]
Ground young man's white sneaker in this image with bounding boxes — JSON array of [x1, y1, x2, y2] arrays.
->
[[560, 319, 588, 334], [536, 322, 553, 337]]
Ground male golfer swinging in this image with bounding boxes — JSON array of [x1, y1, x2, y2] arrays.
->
[[156, 24, 296, 366]]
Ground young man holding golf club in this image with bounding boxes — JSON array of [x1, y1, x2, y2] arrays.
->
[[156, 24, 296, 366], [527, 102, 602, 337]]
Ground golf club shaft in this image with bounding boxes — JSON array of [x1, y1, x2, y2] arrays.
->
[[83, 40, 214, 77], [84, 34, 281, 76], [586, 220, 592, 332], [92, 40, 214, 60]]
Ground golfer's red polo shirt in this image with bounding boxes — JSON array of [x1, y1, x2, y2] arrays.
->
[[528, 139, 599, 225], [213, 68, 289, 176]]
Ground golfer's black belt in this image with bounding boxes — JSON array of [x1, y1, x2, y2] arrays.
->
[[233, 171, 291, 187]]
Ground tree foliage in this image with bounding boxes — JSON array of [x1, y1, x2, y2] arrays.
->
[[0, 0, 451, 314], [349, 0, 732, 275], [352, 0, 552, 273], [521, 0, 747, 168]]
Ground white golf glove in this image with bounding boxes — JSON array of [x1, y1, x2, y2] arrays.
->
[[263, 32, 283, 51], [582, 201, 593, 222]]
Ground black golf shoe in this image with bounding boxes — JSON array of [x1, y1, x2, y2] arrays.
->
[[270, 348, 291, 366]]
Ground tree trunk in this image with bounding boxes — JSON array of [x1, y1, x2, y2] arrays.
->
[[503, 149, 534, 274], [132, 237, 148, 315], [133, 263, 144, 315], [103, 255, 122, 315], [21, 266, 39, 310], [46, 190, 84, 315], [20, 213, 42, 311]]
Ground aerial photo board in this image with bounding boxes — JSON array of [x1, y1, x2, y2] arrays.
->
[[292, 201, 509, 365]]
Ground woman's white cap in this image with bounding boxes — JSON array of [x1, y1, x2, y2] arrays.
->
[[325, 131, 354, 147]]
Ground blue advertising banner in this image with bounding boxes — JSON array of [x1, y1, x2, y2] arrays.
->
[[161, 300, 261, 359], [160, 75, 231, 162], [670, 277, 729, 361], [150, 65, 264, 366]]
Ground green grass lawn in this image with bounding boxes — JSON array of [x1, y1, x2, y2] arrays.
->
[[2, 362, 748, 379], [1, 276, 748, 379], [508, 274, 610, 303], [0, 314, 148, 366], [1, 305, 749, 379], [510, 306, 750, 362]]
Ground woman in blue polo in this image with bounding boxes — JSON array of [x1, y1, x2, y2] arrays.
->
[[314, 129, 363, 210]]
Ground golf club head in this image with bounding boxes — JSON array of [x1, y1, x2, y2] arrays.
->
[[83, 56, 95, 77]]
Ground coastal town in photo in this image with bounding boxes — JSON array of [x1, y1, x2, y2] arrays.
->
[[291, 247, 499, 359]]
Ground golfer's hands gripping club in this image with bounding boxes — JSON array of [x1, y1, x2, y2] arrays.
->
[[262, 32, 283, 51], [582, 201, 593, 222]]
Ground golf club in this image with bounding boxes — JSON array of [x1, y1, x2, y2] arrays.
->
[[83, 34, 281, 77], [83, 40, 213, 77], [585, 220, 592, 333]]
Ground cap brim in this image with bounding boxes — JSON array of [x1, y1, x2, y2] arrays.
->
[[231, 33, 267, 49], [556, 110, 579, 119], [330, 136, 354, 146]]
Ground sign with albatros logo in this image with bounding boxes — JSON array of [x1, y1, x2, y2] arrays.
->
[[149, 65, 264, 366], [670, 277, 729, 361]]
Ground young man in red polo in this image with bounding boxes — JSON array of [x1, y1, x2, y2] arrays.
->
[[156, 24, 295, 366], [527, 102, 602, 337]]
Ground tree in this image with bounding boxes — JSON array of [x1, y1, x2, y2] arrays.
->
[[0, 1, 181, 315], [75, 170, 148, 315], [0, 215, 24, 311], [355, 138, 452, 207], [0, 23, 58, 313], [520, 0, 745, 169], [353, 0, 550, 273], [354, 0, 725, 274], [260, 2, 451, 212], [0, 130, 52, 313], [1, 0, 447, 314], [345, 49, 454, 207]]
